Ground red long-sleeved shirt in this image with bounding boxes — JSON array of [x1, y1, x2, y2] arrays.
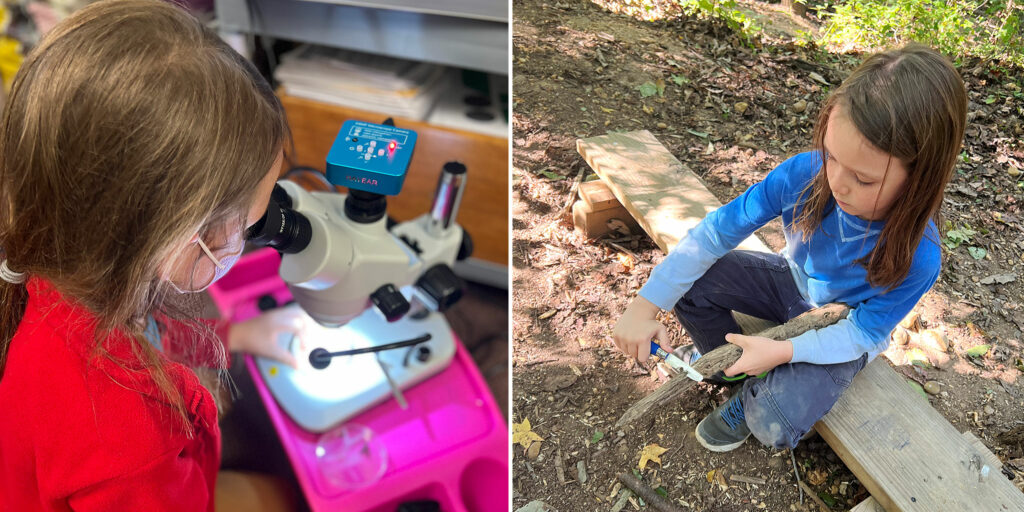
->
[[0, 277, 227, 511]]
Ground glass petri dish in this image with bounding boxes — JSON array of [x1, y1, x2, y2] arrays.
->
[[315, 423, 388, 490]]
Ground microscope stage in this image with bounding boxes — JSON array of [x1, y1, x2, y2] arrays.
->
[[256, 305, 456, 433]]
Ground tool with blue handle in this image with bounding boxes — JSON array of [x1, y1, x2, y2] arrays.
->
[[648, 341, 702, 382], [649, 341, 767, 383]]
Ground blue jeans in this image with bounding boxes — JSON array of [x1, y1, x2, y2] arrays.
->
[[672, 250, 868, 449]]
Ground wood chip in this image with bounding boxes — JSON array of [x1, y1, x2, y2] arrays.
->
[[610, 490, 632, 512], [555, 449, 567, 484]]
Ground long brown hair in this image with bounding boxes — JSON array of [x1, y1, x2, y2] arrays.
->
[[0, 0, 288, 433], [795, 43, 967, 290]]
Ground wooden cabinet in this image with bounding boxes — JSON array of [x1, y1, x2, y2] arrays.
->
[[278, 90, 508, 267]]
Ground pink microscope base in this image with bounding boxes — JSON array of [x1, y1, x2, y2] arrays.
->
[[208, 249, 509, 512]]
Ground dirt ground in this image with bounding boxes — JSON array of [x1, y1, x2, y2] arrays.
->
[[511, 1, 1024, 510]]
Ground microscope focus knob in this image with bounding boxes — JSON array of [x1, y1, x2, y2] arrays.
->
[[415, 264, 464, 312], [370, 284, 410, 322]]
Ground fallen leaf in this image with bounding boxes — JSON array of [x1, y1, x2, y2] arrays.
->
[[706, 468, 728, 490], [968, 246, 987, 260], [908, 381, 928, 399], [638, 82, 658, 98], [906, 347, 932, 368], [807, 468, 828, 486], [638, 443, 669, 470], [808, 71, 829, 85], [513, 418, 544, 450], [617, 252, 636, 271], [591, 430, 605, 443], [966, 344, 991, 358]]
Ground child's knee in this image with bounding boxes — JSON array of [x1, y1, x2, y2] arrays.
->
[[742, 382, 804, 449], [748, 420, 801, 450]]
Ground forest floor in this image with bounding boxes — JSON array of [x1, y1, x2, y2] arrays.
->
[[511, 1, 1024, 510]]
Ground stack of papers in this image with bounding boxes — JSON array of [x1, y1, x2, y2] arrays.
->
[[275, 45, 447, 120]]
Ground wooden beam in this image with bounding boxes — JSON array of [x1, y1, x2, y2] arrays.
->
[[579, 179, 620, 210], [816, 358, 1024, 511], [577, 130, 768, 254], [615, 304, 850, 428]]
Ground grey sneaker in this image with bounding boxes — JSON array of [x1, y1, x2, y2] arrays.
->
[[695, 394, 751, 452]]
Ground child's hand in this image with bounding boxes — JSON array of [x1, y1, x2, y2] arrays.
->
[[612, 296, 669, 363], [228, 307, 308, 368], [723, 333, 793, 377]]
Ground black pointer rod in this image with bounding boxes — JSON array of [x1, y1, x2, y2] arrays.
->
[[308, 333, 432, 370]]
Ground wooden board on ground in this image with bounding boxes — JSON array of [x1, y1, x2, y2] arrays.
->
[[816, 358, 1024, 511], [577, 130, 768, 254]]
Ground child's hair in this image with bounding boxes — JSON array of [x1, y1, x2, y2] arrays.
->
[[0, 0, 289, 432], [796, 43, 967, 290]]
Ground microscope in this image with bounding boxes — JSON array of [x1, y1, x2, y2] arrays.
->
[[245, 119, 472, 432]]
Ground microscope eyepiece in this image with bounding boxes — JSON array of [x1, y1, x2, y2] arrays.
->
[[247, 185, 312, 254]]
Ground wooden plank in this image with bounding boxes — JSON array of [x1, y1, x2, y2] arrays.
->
[[850, 497, 886, 512], [579, 179, 620, 210], [815, 358, 1024, 511], [851, 431, 1002, 512], [962, 430, 1003, 471], [577, 130, 768, 254]]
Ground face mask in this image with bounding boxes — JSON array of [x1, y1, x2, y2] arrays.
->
[[168, 236, 243, 293]]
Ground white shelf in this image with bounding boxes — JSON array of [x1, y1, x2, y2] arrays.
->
[[295, 0, 506, 23], [215, 0, 508, 75]]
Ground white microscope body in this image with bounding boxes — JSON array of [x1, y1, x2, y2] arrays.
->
[[248, 120, 472, 432]]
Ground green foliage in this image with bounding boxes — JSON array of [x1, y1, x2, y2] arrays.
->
[[943, 223, 977, 249], [968, 246, 987, 259], [818, 0, 1024, 67], [638, 81, 660, 97], [590, 430, 605, 443], [672, 0, 760, 41], [966, 344, 991, 357]]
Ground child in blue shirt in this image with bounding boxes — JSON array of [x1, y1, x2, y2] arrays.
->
[[612, 43, 967, 452]]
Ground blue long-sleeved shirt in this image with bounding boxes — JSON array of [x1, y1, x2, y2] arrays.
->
[[638, 151, 941, 364]]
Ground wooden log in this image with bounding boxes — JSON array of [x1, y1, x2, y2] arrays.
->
[[615, 304, 850, 428]]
